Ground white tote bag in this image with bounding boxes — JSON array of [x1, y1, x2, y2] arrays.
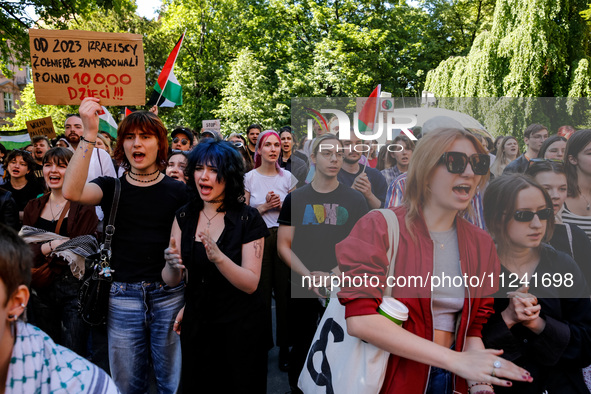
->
[[298, 209, 400, 394]]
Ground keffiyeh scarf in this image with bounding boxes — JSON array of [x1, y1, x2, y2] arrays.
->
[[5, 321, 119, 393], [19, 225, 98, 279]]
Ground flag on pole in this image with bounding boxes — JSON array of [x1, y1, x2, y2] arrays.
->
[[147, 32, 185, 107], [358, 85, 381, 132], [125, 107, 133, 117], [98, 106, 118, 138]]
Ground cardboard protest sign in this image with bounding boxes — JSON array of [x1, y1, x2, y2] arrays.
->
[[29, 29, 145, 106], [202, 119, 221, 132], [26, 116, 56, 139]]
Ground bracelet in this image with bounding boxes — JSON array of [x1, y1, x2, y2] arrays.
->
[[49, 241, 54, 253], [80, 136, 97, 145], [468, 382, 494, 392]]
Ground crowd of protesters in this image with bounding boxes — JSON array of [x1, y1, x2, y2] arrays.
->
[[1, 96, 591, 394]]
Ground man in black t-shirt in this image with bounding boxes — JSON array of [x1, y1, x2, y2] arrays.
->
[[337, 134, 387, 208], [246, 124, 262, 160], [277, 134, 368, 391]]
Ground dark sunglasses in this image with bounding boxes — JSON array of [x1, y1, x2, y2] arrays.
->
[[439, 152, 490, 175], [513, 208, 553, 222], [233, 141, 245, 148], [173, 137, 190, 146]]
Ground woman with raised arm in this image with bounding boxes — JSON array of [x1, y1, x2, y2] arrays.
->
[[162, 139, 268, 392], [62, 97, 186, 394], [336, 128, 532, 393], [482, 174, 591, 393]]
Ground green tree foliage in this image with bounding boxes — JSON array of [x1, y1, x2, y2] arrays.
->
[[420, 0, 496, 59], [1, 0, 156, 133], [8, 0, 590, 136], [424, 0, 591, 136], [157, 0, 450, 132], [213, 49, 289, 133], [0, 0, 129, 77], [425, 0, 591, 97]]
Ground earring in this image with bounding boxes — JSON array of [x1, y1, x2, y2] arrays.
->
[[20, 303, 27, 322]]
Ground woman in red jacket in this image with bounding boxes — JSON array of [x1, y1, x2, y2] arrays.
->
[[336, 128, 532, 394]]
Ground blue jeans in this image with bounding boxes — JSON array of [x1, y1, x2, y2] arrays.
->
[[426, 366, 452, 394], [108, 281, 184, 394]]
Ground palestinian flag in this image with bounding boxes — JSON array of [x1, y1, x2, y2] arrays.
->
[[147, 32, 185, 107], [98, 106, 118, 138], [125, 107, 133, 117], [0, 130, 30, 150], [358, 85, 381, 132]]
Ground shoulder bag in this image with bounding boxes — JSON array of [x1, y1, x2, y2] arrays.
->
[[78, 178, 121, 326], [298, 208, 400, 394]]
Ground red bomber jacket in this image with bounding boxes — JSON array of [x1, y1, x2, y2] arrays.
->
[[336, 206, 500, 394]]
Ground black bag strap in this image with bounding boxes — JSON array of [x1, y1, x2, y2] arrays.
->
[[102, 178, 121, 253]]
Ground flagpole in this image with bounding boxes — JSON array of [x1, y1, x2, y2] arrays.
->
[[154, 28, 187, 107]]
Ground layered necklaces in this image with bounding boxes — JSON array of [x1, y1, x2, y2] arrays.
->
[[127, 169, 161, 183], [49, 197, 66, 222]]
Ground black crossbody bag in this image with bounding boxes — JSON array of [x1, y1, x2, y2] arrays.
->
[[78, 178, 121, 326]]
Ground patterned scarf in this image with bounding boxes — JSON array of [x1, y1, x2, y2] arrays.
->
[[5, 321, 119, 393], [19, 225, 98, 279]]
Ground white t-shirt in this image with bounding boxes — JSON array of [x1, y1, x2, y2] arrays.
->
[[244, 169, 295, 228], [89, 148, 116, 221]]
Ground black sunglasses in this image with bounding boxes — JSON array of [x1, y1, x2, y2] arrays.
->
[[173, 137, 190, 146], [233, 141, 245, 148], [439, 152, 490, 175], [513, 208, 553, 222]]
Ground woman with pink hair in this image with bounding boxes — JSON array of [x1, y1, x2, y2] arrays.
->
[[245, 129, 295, 368]]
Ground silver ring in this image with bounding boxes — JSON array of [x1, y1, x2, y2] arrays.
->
[[494, 360, 502, 368], [174, 321, 179, 324], [491, 368, 496, 377]]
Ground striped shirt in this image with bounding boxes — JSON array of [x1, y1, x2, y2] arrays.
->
[[385, 173, 487, 230], [562, 204, 591, 241]]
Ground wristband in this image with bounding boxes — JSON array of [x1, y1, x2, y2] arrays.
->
[[80, 136, 97, 145], [49, 240, 54, 253]]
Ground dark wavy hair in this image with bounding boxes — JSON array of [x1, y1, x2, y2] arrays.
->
[[525, 159, 565, 179], [185, 139, 246, 212], [3, 150, 37, 183], [113, 111, 169, 171]]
